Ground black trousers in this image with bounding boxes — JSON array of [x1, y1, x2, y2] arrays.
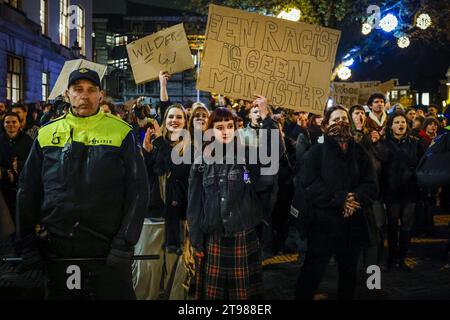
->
[[272, 182, 295, 253], [295, 229, 360, 300], [256, 185, 279, 255], [41, 233, 135, 300], [386, 201, 415, 263]]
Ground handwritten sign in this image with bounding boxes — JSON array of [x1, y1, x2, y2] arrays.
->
[[127, 23, 194, 84], [331, 82, 360, 107], [49, 59, 107, 100], [356, 80, 396, 105], [377, 79, 396, 94], [197, 5, 341, 113]]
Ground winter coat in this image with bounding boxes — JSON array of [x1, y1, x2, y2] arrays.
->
[[299, 135, 378, 248], [16, 110, 149, 255], [379, 134, 425, 202]]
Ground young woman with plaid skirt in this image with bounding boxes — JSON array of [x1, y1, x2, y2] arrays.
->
[[187, 97, 281, 300]]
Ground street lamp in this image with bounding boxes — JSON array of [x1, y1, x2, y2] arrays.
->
[[71, 41, 81, 59]]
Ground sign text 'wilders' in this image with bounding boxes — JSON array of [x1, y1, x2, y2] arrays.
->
[[197, 5, 341, 113], [127, 23, 194, 84]]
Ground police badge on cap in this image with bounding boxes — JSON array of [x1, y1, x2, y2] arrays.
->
[[68, 68, 102, 89]]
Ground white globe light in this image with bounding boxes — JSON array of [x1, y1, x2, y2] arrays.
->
[[277, 8, 301, 21], [362, 23, 372, 35], [337, 66, 352, 80], [397, 35, 410, 48], [416, 13, 432, 30], [379, 14, 398, 32]]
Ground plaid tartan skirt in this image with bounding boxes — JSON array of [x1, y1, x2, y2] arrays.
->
[[196, 228, 263, 300]]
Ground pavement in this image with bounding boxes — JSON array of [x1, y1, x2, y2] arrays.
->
[[262, 214, 450, 300]]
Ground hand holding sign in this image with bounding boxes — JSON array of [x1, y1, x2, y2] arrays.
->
[[159, 71, 171, 88]]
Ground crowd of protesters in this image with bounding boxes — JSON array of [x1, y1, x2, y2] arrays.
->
[[1, 69, 450, 300]]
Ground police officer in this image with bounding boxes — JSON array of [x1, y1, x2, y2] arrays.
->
[[15, 68, 149, 300]]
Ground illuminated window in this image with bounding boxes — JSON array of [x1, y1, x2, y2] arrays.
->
[[5, 0, 21, 9], [6, 55, 23, 103], [391, 90, 398, 100], [106, 34, 115, 46], [112, 58, 128, 70], [76, 6, 85, 55], [60, 0, 69, 47], [422, 93, 430, 105], [40, 0, 48, 35], [42, 72, 49, 101], [115, 35, 128, 46]]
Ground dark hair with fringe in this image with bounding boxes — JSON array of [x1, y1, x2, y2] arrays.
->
[[207, 107, 235, 130], [2, 111, 21, 125]]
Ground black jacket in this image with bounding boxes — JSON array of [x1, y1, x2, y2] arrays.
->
[[144, 136, 191, 221], [379, 134, 425, 202], [0, 131, 33, 182], [187, 149, 268, 251], [16, 110, 149, 255], [187, 118, 282, 251], [0, 131, 33, 214], [299, 136, 378, 247]]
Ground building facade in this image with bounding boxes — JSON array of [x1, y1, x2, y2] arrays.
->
[[93, 0, 208, 105], [0, 0, 93, 105]]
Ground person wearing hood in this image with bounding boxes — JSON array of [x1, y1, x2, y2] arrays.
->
[[295, 105, 378, 300], [418, 117, 439, 150], [379, 111, 425, 272], [188, 101, 210, 155]]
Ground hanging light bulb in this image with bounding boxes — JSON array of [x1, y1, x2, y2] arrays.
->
[[379, 14, 398, 32], [397, 35, 410, 48], [337, 66, 352, 80], [362, 22, 372, 35], [416, 13, 432, 30]]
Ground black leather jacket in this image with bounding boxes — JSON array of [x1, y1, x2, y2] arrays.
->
[[16, 110, 149, 254]]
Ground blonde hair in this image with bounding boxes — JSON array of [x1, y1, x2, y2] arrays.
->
[[161, 104, 190, 155], [188, 102, 210, 136]]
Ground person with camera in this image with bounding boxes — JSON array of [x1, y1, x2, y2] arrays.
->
[[15, 68, 149, 300]]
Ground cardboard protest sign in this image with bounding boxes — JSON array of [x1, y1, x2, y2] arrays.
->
[[127, 23, 194, 84], [355, 80, 396, 105], [377, 79, 396, 94], [49, 59, 107, 100], [356, 81, 381, 105], [331, 82, 360, 107], [196, 4, 341, 113]]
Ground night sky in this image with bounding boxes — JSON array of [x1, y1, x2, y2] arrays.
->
[[94, 0, 450, 88]]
